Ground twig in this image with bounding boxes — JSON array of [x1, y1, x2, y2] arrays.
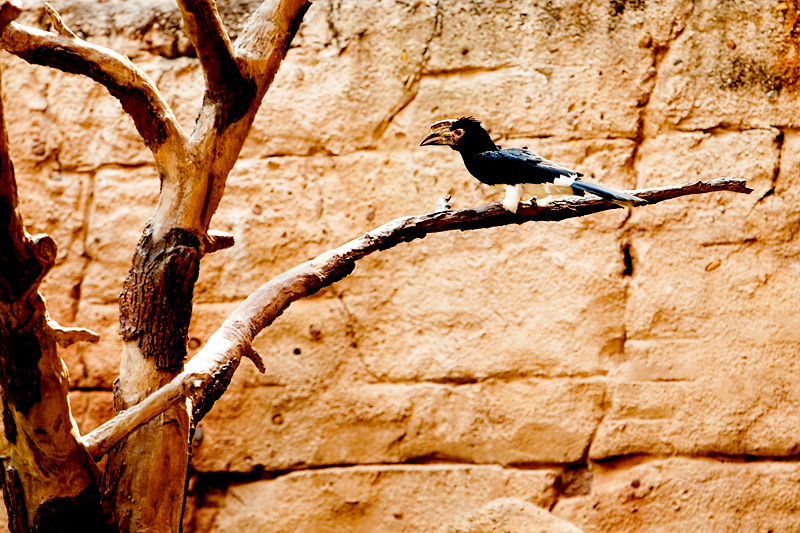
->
[[205, 229, 236, 254], [47, 319, 100, 348], [44, 3, 76, 38], [81, 177, 750, 458]]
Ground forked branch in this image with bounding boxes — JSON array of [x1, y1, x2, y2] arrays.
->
[[82, 177, 751, 459]]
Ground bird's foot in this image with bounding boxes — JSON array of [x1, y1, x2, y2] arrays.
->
[[434, 194, 453, 212]]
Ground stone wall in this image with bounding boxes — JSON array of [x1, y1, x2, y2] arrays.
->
[[3, 0, 800, 531]]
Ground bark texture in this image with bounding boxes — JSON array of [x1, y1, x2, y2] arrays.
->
[[118, 228, 202, 371]]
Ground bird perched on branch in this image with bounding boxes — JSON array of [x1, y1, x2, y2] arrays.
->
[[420, 116, 645, 213]]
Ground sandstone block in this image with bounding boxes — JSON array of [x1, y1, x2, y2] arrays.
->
[[632, 128, 784, 241], [554, 458, 800, 533], [403, 64, 647, 142], [192, 464, 559, 533], [436, 498, 584, 533], [81, 166, 160, 304], [645, 0, 800, 133], [192, 354, 605, 471]]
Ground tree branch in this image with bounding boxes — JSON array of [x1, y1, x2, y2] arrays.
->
[[81, 177, 751, 458], [1, 22, 186, 151], [83, 373, 202, 460], [234, 0, 310, 88], [205, 229, 236, 254], [176, 0, 241, 95], [47, 318, 100, 348]]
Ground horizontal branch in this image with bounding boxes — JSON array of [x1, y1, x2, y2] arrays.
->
[[81, 177, 750, 457], [2, 22, 186, 151]]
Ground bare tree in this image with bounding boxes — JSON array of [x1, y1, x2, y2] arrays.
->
[[0, 0, 751, 531]]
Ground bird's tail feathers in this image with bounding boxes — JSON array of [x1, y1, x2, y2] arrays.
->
[[570, 180, 646, 208]]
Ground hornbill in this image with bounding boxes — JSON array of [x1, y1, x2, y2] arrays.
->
[[420, 116, 645, 213]]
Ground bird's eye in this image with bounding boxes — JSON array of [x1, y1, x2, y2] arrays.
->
[[453, 128, 465, 140]]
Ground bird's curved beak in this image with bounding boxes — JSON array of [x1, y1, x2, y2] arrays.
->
[[420, 119, 456, 146]]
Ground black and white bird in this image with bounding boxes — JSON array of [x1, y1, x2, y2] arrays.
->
[[420, 116, 645, 213]]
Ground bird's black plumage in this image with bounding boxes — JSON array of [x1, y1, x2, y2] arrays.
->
[[420, 116, 644, 213], [464, 148, 583, 186], [434, 117, 582, 187]]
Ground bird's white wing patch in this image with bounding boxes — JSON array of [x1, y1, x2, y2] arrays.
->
[[521, 183, 549, 199], [553, 175, 577, 187]]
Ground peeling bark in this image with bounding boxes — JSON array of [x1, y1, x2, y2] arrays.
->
[[119, 228, 202, 371]]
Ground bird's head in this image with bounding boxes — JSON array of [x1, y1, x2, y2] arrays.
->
[[420, 116, 497, 154]]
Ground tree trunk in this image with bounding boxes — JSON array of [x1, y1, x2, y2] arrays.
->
[[101, 229, 200, 531]]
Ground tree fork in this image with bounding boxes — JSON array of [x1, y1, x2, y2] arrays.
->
[[92, 1, 312, 530]]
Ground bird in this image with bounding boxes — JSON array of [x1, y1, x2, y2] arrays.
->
[[420, 116, 645, 213]]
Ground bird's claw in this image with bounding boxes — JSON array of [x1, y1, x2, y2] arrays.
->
[[434, 194, 453, 212]]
